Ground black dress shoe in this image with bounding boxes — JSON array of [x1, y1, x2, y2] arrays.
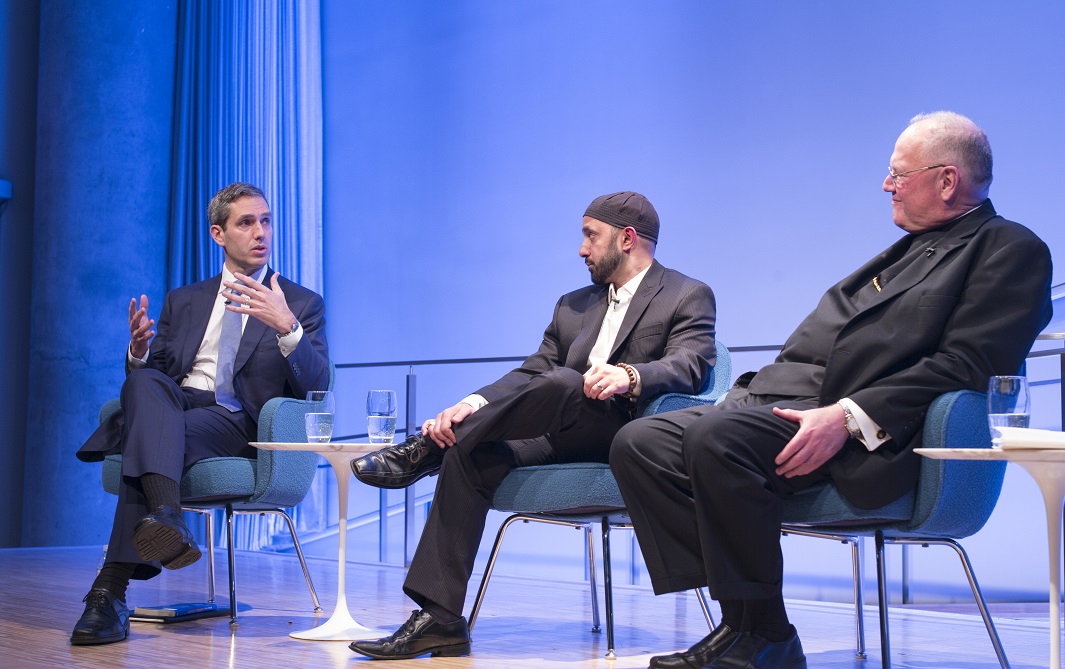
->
[[704, 626, 806, 668], [349, 610, 471, 659], [70, 588, 129, 645], [133, 504, 202, 569], [351, 434, 446, 489], [648, 623, 739, 668]]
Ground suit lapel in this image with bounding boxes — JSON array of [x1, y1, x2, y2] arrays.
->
[[566, 286, 611, 369], [609, 260, 664, 360], [234, 268, 275, 374], [181, 277, 219, 373], [860, 204, 991, 313]]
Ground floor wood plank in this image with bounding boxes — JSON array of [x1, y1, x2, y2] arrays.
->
[[0, 546, 1056, 668]]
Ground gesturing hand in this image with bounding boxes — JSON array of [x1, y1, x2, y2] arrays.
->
[[128, 294, 155, 359], [223, 272, 298, 334]]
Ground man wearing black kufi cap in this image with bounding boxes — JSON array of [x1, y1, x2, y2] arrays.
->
[[350, 191, 717, 660]]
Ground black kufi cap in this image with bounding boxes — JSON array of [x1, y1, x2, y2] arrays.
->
[[583, 191, 659, 243]]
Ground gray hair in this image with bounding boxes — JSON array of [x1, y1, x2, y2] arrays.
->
[[908, 111, 993, 191], [207, 182, 267, 229]]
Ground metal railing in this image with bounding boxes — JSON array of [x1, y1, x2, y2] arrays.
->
[[328, 335, 1064, 567], [332, 356, 524, 564]]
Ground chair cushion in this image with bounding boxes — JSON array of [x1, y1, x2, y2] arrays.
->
[[102, 454, 257, 502], [491, 463, 626, 515], [781, 480, 914, 527]]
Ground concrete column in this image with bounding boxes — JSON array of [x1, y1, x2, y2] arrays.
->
[[24, 0, 178, 547]]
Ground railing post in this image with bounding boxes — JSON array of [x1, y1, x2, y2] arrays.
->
[[405, 366, 417, 566]]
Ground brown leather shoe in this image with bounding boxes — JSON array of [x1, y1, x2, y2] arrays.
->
[[349, 610, 471, 659]]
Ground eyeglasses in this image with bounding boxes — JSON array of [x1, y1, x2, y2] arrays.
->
[[887, 164, 946, 187]]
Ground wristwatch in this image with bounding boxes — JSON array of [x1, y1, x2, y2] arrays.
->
[[277, 321, 299, 340], [838, 402, 862, 440]]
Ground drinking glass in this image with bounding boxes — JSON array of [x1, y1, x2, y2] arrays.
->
[[987, 375, 1030, 446], [366, 390, 398, 444], [305, 390, 335, 443]]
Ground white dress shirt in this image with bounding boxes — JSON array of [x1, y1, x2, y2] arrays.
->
[[127, 266, 303, 391]]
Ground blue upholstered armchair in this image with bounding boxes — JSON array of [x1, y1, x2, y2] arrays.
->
[[100, 364, 335, 624], [468, 344, 733, 659]]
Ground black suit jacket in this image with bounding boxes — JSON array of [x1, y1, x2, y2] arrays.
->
[[477, 260, 717, 412], [78, 269, 330, 460], [752, 201, 1052, 507]]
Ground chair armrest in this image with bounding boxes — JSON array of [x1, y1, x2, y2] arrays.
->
[[250, 396, 320, 505], [640, 342, 733, 417], [99, 398, 121, 424], [642, 389, 719, 416], [908, 389, 1005, 537]]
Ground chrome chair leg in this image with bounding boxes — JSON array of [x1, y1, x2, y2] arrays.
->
[[181, 507, 217, 604], [601, 517, 617, 660], [850, 535, 866, 659], [695, 587, 717, 630], [469, 514, 528, 631], [875, 531, 890, 669], [584, 524, 602, 633], [885, 537, 1010, 669], [226, 503, 238, 626]]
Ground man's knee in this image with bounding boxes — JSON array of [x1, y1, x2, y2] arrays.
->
[[121, 367, 176, 397], [532, 366, 585, 394], [609, 419, 651, 471]]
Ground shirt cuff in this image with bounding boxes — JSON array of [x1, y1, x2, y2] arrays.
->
[[460, 394, 488, 412], [276, 324, 304, 357], [127, 345, 148, 369], [839, 397, 891, 451]]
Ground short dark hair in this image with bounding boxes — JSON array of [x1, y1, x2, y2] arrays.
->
[[208, 182, 267, 230]]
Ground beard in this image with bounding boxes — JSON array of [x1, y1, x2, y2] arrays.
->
[[588, 234, 623, 286]]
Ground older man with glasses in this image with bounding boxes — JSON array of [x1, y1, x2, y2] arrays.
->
[[610, 111, 1053, 669]]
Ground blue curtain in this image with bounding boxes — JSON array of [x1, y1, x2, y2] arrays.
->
[[169, 0, 323, 293], [168, 0, 328, 550]]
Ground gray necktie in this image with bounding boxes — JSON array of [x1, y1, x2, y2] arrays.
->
[[214, 285, 244, 412]]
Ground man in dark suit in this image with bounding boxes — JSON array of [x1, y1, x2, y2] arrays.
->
[[610, 112, 1053, 669], [349, 191, 716, 660], [70, 182, 330, 646]]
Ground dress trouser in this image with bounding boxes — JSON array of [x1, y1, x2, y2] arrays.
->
[[610, 389, 828, 601], [402, 367, 632, 616], [105, 368, 254, 579]]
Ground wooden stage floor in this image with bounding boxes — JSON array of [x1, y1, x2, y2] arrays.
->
[[0, 545, 1056, 668]]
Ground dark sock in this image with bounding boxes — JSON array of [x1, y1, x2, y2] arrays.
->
[[719, 599, 743, 629], [91, 562, 136, 602], [140, 473, 180, 510], [742, 595, 791, 642], [423, 600, 461, 624]]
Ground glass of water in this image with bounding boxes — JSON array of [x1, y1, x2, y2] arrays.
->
[[305, 390, 335, 443], [366, 390, 398, 444], [987, 375, 1030, 446]]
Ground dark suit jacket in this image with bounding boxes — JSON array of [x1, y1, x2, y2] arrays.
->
[[78, 268, 330, 460], [752, 201, 1052, 508], [476, 260, 717, 412]]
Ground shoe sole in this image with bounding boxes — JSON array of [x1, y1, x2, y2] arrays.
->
[[351, 465, 441, 490], [349, 641, 471, 659], [70, 627, 129, 646], [134, 518, 202, 569]]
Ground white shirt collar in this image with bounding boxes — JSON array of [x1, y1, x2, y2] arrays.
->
[[608, 264, 651, 308]]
